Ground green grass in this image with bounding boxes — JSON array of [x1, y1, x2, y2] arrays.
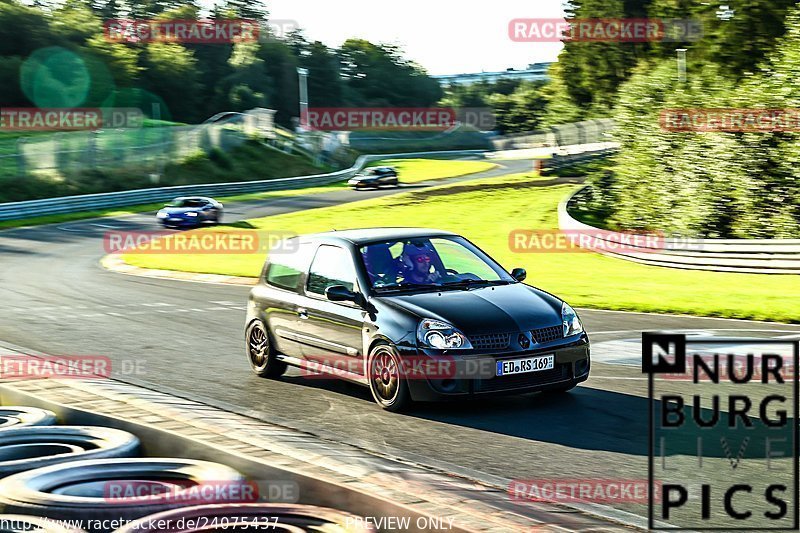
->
[[366, 158, 497, 183], [122, 173, 800, 323], [1, 157, 494, 230]]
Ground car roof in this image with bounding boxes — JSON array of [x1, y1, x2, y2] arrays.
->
[[173, 196, 214, 202], [300, 227, 457, 245]]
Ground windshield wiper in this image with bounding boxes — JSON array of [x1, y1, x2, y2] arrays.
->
[[442, 279, 512, 289], [373, 282, 444, 293]]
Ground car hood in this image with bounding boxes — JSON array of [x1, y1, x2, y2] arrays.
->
[[377, 283, 562, 334]]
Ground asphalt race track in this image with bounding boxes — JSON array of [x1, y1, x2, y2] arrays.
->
[[1, 159, 799, 523]]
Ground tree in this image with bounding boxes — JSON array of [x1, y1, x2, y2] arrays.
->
[[216, 0, 268, 22], [0, 1, 52, 57], [487, 81, 549, 133], [140, 42, 201, 121], [215, 41, 269, 112], [648, 0, 797, 77], [338, 39, 441, 107], [50, 0, 104, 46], [301, 41, 342, 107], [256, 38, 299, 126], [93, 0, 121, 20]]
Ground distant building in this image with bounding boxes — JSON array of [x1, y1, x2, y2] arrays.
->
[[432, 63, 553, 86]]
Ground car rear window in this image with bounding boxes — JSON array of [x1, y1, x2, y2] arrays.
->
[[265, 242, 313, 291], [170, 199, 206, 208]]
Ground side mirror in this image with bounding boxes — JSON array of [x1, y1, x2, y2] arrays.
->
[[325, 285, 360, 304], [511, 268, 527, 282]]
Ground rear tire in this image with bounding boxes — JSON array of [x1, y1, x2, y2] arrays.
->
[[246, 320, 287, 378], [0, 458, 244, 525], [367, 343, 411, 412]]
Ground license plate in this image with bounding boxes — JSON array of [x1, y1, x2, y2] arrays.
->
[[496, 355, 554, 376]]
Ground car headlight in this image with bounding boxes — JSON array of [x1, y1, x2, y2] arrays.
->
[[562, 302, 584, 337], [417, 319, 472, 350], [185, 212, 198, 217], [156, 211, 167, 218]]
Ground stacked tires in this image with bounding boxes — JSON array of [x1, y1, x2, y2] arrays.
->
[[0, 407, 57, 429], [0, 406, 376, 533]]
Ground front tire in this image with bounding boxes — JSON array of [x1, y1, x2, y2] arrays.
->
[[246, 320, 287, 378], [367, 343, 411, 412]]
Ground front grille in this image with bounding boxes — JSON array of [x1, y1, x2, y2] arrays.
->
[[470, 333, 510, 351], [474, 363, 570, 393], [531, 325, 563, 344]]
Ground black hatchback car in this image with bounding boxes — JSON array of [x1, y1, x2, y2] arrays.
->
[[347, 167, 399, 189], [245, 228, 590, 411]]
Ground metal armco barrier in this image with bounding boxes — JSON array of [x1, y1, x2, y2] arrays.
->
[[545, 146, 618, 171], [0, 150, 485, 222], [559, 186, 800, 274]]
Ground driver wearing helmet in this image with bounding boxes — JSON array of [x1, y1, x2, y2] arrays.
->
[[402, 242, 442, 284]]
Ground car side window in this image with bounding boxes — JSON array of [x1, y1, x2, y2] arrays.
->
[[265, 242, 313, 292], [307, 245, 356, 296]]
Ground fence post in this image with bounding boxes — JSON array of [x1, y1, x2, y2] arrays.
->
[[16, 138, 26, 177], [87, 131, 97, 170]]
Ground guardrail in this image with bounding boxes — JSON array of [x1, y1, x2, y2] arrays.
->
[[558, 186, 800, 274], [545, 145, 618, 170], [0, 149, 484, 222]]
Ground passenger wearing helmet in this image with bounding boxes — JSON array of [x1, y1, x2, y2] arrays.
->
[[401, 242, 442, 284]]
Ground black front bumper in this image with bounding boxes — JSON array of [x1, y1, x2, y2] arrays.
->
[[400, 334, 590, 401]]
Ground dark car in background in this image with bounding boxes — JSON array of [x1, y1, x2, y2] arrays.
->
[[347, 167, 399, 189], [156, 197, 223, 227], [245, 228, 590, 411]]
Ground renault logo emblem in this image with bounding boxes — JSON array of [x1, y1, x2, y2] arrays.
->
[[518, 333, 530, 349]]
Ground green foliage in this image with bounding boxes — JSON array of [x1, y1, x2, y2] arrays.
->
[[487, 82, 548, 133], [0, 1, 444, 126], [140, 42, 201, 122], [0, 139, 324, 202], [593, 45, 800, 237], [439, 78, 550, 134], [548, 0, 799, 122], [338, 39, 443, 106]]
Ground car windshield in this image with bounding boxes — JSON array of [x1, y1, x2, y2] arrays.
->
[[360, 236, 515, 292], [168, 199, 206, 208]]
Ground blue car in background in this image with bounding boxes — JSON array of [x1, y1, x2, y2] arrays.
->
[[156, 197, 223, 227]]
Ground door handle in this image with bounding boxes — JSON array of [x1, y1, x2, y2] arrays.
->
[[297, 308, 309, 319]]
